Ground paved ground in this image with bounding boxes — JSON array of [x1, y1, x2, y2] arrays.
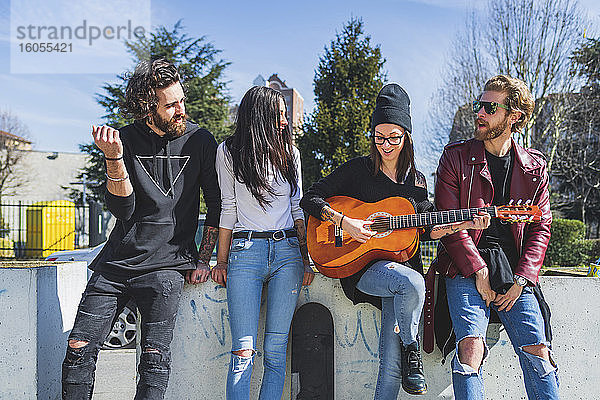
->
[[93, 349, 136, 399]]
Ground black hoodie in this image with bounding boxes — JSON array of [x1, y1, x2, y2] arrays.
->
[[89, 120, 221, 277]]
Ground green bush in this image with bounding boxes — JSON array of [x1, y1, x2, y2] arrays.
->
[[582, 239, 600, 264], [544, 218, 588, 266]]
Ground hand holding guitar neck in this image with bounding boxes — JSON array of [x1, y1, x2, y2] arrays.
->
[[341, 216, 376, 243], [432, 211, 491, 239], [465, 211, 491, 230]]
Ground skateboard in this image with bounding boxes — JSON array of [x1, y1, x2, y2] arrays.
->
[[291, 302, 334, 400]]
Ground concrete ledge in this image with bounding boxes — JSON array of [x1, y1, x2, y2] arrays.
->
[[0, 261, 87, 400], [162, 275, 600, 399]]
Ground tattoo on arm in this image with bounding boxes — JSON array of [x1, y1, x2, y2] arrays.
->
[[431, 224, 461, 238], [321, 206, 336, 223], [294, 219, 310, 264], [198, 226, 219, 265]]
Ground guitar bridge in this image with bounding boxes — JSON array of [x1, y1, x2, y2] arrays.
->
[[334, 224, 343, 247]]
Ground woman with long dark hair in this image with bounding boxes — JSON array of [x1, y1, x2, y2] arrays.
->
[[301, 83, 489, 399], [211, 85, 313, 400]]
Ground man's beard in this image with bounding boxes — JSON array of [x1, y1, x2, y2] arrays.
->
[[474, 116, 509, 141], [151, 112, 187, 137]]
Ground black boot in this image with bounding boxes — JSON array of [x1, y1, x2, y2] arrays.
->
[[401, 341, 427, 395]]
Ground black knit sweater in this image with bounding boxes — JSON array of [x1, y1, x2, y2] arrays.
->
[[300, 156, 435, 309]]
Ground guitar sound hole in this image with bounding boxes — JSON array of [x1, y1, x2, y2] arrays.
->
[[368, 215, 392, 237]]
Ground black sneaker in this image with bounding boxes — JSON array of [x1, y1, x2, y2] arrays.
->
[[401, 341, 427, 395]]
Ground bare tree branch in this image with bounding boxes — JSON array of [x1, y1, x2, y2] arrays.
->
[[0, 109, 30, 199], [428, 0, 587, 150]]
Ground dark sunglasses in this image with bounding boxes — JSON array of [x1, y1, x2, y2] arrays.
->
[[372, 133, 405, 146], [472, 100, 509, 115]]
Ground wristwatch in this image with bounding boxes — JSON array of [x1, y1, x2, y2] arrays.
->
[[513, 274, 528, 287]]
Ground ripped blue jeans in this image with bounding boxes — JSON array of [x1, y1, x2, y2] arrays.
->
[[62, 270, 184, 400], [225, 235, 304, 400], [356, 260, 426, 400], [445, 275, 559, 400]]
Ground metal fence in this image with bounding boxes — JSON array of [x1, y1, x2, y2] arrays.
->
[[0, 204, 441, 263], [420, 240, 439, 268], [0, 200, 89, 259]]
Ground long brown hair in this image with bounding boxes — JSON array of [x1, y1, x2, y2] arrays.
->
[[225, 86, 298, 208], [369, 128, 416, 183]]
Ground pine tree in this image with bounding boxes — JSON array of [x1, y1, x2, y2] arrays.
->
[[298, 18, 386, 188], [72, 21, 231, 209]]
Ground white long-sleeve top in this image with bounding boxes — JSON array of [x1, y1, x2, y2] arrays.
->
[[216, 142, 304, 232]]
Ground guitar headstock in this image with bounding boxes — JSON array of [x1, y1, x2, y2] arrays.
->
[[496, 204, 542, 223]]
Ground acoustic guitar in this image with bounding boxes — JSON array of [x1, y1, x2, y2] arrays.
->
[[306, 196, 542, 278]]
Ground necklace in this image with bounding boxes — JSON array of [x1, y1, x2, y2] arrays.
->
[[501, 162, 510, 199], [381, 164, 397, 183], [500, 149, 512, 199], [498, 151, 511, 224]]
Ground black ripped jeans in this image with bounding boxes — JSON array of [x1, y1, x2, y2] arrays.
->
[[62, 269, 184, 400]]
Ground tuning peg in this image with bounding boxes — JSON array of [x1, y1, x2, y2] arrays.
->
[[509, 199, 515, 205], [517, 199, 523, 205], [525, 199, 532, 205]]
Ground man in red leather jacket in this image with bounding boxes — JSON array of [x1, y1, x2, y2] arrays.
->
[[433, 75, 559, 400]]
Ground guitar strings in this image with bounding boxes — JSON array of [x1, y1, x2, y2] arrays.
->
[[364, 206, 498, 232], [344, 206, 534, 234]]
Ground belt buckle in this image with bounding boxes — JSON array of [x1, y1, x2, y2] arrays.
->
[[272, 230, 285, 241]]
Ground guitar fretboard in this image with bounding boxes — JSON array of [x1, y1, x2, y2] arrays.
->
[[370, 206, 497, 231]]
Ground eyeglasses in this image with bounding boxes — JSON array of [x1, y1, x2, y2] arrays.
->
[[472, 100, 509, 115], [372, 134, 404, 146]]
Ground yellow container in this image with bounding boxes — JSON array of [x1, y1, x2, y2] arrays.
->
[[588, 263, 600, 278], [0, 237, 15, 258], [25, 200, 76, 258]]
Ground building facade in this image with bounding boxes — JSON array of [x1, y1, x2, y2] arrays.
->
[[254, 74, 305, 135]]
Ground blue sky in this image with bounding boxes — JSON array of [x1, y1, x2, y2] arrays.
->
[[1, 0, 599, 176]]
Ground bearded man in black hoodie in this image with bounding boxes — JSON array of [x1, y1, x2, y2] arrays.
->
[[61, 58, 221, 400]]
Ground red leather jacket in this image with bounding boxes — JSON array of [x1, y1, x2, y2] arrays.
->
[[434, 138, 551, 284]]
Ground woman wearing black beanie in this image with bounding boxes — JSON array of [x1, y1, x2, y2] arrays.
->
[[301, 83, 489, 398]]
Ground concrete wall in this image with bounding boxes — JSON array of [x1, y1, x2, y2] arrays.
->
[[0, 261, 87, 400], [162, 275, 600, 399], [164, 283, 284, 400]]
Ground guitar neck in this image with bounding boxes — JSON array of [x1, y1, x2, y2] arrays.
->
[[385, 206, 497, 230]]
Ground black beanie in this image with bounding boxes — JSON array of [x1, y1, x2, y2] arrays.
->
[[371, 83, 411, 133]]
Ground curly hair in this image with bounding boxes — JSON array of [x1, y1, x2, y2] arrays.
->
[[483, 75, 534, 133], [121, 58, 182, 121]]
